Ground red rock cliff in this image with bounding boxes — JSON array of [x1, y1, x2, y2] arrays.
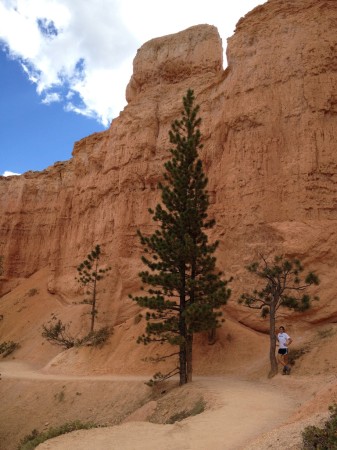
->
[[1, 0, 337, 353]]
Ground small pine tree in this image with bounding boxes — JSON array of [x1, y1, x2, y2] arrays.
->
[[130, 89, 231, 385], [76, 245, 111, 332], [239, 254, 319, 377]]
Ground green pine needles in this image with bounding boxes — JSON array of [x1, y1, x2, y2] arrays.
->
[[130, 89, 231, 385]]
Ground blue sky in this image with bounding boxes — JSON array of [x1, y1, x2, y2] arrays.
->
[[0, 0, 263, 177], [1, 50, 105, 174]]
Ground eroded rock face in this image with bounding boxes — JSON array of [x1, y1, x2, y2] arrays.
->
[[1, 0, 337, 356], [126, 25, 223, 101]]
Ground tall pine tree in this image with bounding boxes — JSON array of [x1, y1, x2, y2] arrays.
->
[[131, 89, 231, 385]]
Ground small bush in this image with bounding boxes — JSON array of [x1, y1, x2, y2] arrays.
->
[[18, 420, 100, 450], [166, 399, 206, 424], [42, 320, 112, 349], [18, 429, 39, 449], [27, 288, 39, 297], [41, 320, 76, 349], [0, 341, 20, 357], [302, 404, 337, 449], [78, 326, 112, 347]]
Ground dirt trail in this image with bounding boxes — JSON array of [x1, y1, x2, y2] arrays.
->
[[36, 378, 295, 450], [0, 360, 306, 450], [0, 360, 148, 382]]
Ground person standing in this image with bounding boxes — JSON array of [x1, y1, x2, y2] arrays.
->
[[277, 326, 292, 375]]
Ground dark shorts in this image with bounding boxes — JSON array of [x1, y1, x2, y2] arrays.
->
[[278, 348, 288, 355]]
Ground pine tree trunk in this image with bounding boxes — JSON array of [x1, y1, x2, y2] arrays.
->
[[186, 334, 193, 382], [179, 274, 187, 385], [268, 303, 278, 378], [187, 246, 196, 383], [179, 345, 187, 385]]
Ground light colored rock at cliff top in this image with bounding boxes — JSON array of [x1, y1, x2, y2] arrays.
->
[[126, 24, 223, 101]]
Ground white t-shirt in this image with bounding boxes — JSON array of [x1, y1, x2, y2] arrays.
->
[[278, 332, 290, 349]]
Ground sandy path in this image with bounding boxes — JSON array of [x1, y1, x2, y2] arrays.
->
[[0, 360, 148, 381], [37, 378, 295, 450], [0, 361, 301, 450]]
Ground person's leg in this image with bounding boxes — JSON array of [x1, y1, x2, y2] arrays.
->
[[277, 351, 287, 373], [278, 350, 290, 374], [284, 350, 291, 374]]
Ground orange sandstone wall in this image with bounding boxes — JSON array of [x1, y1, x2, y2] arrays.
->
[[1, 0, 337, 336]]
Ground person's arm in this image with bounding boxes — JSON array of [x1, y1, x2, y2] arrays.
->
[[287, 337, 292, 346]]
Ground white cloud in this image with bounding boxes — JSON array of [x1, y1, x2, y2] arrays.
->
[[0, 0, 263, 126], [0, 0, 137, 124], [42, 92, 61, 104], [2, 171, 21, 177]]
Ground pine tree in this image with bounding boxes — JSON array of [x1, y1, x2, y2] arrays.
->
[[131, 89, 231, 385], [76, 245, 111, 332], [239, 254, 319, 377]]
